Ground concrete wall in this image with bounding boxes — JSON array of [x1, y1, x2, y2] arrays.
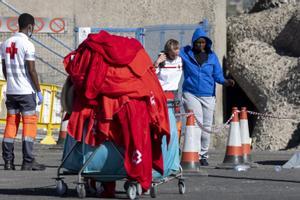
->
[[0, 0, 219, 27], [213, 0, 227, 125], [0, 0, 226, 82]]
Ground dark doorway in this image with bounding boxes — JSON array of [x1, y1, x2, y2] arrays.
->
[[223, 75, 258, 137]]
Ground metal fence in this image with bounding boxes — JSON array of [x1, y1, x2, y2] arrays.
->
[[0, 18, 74, 86], [75, 20, 210, 61], [0, 1, 73, 86], [143, 21, 209, 60], [0, 80, 62, 139], [0, 1, 211, 87]]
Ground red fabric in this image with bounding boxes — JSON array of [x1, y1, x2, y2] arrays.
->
[[83, 32, 142, 100], [164, 91, 175, 100], [116, 99, 153, 190], [63, 30, 142, 103], [63, 31, 170, 190]]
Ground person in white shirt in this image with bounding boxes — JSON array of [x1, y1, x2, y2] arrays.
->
[[153, 39, 183, 175], [1, 13, 45, 171], [154, 39, 183, 97]]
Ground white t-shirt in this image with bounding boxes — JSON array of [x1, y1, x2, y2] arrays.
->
[[1, 32, 36, 95], [156, 56, 183, 91]]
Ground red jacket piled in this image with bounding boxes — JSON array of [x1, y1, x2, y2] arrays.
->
[[63, 31, 170, 190]]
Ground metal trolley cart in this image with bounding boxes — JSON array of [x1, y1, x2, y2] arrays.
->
[[55, 105, 185, 199]]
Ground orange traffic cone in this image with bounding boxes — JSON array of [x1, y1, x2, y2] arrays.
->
[[217, 107, 243, 169], [176, 120, 182, 139], [240, 107, 252, 164], [57, 112, 69, 145], [180, 111, 200, 172], [174, 102, 182, 139], [240, 107, 258, 167]]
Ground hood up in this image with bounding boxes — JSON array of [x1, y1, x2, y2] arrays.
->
[[191, 27, 212, 50]]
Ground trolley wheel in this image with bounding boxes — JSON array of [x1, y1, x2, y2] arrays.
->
[[126, 184, 137, 200], [150, 184, 157, 198], [178, 180, 186, 194], [136, 183, 142, 196], [56, 180, 68, 196], [76, 183, 86, 198]]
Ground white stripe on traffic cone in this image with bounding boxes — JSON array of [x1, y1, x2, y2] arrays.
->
[[217, 107, 243, 169], [180, 110, 200, 172], [57, 112, 69, 144]]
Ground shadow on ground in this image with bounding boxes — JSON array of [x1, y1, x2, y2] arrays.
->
[[0, 187, 132, 199], [0, 187, 76, 197], [208, 174, 300, 184], [0, 164, 59, 169], [256, 160, 288, 165]]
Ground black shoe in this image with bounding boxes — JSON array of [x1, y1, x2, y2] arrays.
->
[[21, 159, 46, 171], [4, 161, 15, 170], [200, 159, 209, 166]]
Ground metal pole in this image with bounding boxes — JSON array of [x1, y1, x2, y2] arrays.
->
[[47, 34, 73, 52], [0, 0, 68, 76], [159, 31, 165, 51], [31, 36, 65, 59], [35, 55, 67, 76], [0, 0, 20, 14]]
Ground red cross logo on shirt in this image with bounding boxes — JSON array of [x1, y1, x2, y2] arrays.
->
[[6, 42, 18, 59]]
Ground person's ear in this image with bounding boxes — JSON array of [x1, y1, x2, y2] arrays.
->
[[27, 24, 34, 37], [28, 24, 33, 32]]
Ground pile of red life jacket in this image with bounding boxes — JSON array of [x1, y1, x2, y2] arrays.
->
[[63, 31, 170, 191]]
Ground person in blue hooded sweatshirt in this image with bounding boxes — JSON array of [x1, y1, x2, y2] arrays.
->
[[180, 27, 234, 166]]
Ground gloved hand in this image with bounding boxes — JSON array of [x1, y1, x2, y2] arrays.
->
[[37, 91, 43, 105]]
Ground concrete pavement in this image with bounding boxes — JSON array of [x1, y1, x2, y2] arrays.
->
[[0, 137, 300, 200]]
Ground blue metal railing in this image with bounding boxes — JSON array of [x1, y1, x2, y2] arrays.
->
[[76, 20, 210, 61]]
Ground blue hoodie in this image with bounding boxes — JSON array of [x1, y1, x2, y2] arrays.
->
[[180, 27, 225, 96]]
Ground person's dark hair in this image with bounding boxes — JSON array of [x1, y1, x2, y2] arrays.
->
[[164, 39, 179, 53], [18, 13, 35, 30]]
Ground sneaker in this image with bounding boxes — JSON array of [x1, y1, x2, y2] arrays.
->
[[200, 158, 209, 166], [4, 161, 15, 170], [21, 159, 46, 171]]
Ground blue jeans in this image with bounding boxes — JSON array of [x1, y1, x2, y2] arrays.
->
[[182, 92, 215, 159]]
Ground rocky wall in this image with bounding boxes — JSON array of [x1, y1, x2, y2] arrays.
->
[[227, 3, 300, 150]]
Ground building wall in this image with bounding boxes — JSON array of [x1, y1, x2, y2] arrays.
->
[[0, 0, 226, 83], [0, 0, 218, 27], [214, 0, 227, 125]]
